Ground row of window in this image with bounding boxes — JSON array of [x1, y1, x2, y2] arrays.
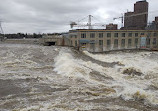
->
[[80, 32, 158, 38], [97, 38, 156, 47], [147, 38, 157, 45], [98, 39, 138, 46], [73, 38, 157, 46]]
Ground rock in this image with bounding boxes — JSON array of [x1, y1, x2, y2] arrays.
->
[[123, 67, 143, 76]]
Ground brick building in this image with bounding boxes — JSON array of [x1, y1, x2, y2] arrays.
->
[[124, 0, 148, 30], [106, 23, 118, 30]]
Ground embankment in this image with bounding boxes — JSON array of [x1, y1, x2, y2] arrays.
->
[[1, 38, 39, 44]]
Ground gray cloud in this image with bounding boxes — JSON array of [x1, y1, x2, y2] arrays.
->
[[0, 0, 158, 33]]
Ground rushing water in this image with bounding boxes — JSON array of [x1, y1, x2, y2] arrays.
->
[[0, 43, 158, 111]]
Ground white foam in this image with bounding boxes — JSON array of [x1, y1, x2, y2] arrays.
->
[[54, 48, 90, 78], [84, 51, 158, 74], [54, 49, 158, 105], [53, 48, 113, 86], [84, 51, 158, 105]]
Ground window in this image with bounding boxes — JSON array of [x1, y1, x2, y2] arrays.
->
[[90, 33, 95, 38], [135, 38, 138, 46], [99, 33, 103, 38], [75, 41, 77, 47], [122, 33, 126, 37], [153, 33, 157, 37], [147, 38, 150, 45], [99, 40, 103, 45], [90, 43, 95, 50], [128, 33, 132, 37], [71, 40, 73, 46], [114, 39, 118, 48], [107, 40, 111, 48], [121, 39, 125, 47], [114, 33, 118, 37], [141, 33, 144, 36], [128, 39, 132, 47], [81, 33, 86, 38], [135, 33, 138, 37], [153, 38, 157, 45], [107, 33, 111, 37], [148, 33, 151, 37]]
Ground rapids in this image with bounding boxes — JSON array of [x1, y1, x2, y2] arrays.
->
[[0, 43, 158, 111]]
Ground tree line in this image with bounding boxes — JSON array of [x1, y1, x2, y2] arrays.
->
[[3, 33, 42, 39], [0, 32, 68, 39]]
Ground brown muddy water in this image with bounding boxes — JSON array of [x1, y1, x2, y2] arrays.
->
[[0, 43, 158, 111]]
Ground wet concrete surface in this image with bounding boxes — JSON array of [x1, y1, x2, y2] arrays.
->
[[71, 48, 123, 68]]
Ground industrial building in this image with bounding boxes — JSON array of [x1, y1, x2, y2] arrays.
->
[[67, 0, 158, 52], [69, 29, 158, 52], [40, 0, 158, 52]]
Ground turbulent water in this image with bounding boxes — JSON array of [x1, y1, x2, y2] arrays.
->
[[0, 43, 158, 111]]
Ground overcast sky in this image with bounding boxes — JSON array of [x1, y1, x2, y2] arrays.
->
[[0, 0, 158, 34]]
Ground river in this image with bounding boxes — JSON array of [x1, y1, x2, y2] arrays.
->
[[0, 43, 158, 111]]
